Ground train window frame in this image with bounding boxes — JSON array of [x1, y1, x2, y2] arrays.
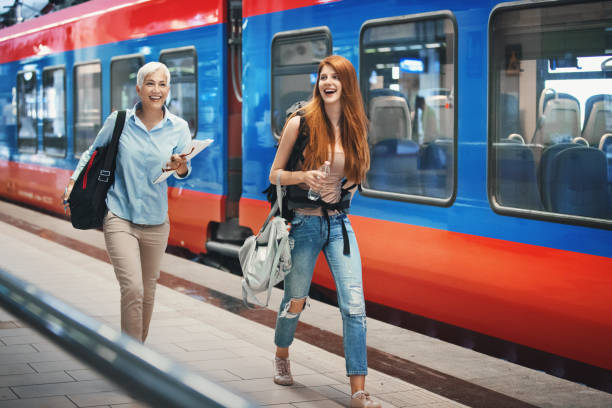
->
[[73, 60, 102, 159], [270, 26, 332, 139], [16, 69, 38, 154], [488, 0, 612, 229], [110, 54, 145, 112], [42, 65, 67, 158], [159, 46, 198, 138], [359, 11, 458, 206]]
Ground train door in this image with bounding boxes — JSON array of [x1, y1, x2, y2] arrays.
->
[[207, 0, 250, 250], [226, 0, 242, 222]]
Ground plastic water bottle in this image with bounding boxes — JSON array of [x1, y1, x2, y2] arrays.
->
[[308, 161, 330, 201]]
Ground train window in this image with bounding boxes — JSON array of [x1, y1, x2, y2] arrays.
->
[[490, 1, 612, 224], [160, 47, 197, 137], [73, 62, 102, 157], [17, 71, 37, 153], [42, 67, 66, 157], [271, 27, 332, 138], [111, 55, 144, 112], [360, 14, 456, 204]]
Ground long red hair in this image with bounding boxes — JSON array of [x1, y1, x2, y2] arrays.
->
[[296, 55, 370, 182]]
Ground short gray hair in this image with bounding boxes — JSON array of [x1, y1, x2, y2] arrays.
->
[[136, 62, 171, 87]]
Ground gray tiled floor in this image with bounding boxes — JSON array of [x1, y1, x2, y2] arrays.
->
[[1, 200, 611, 408], [0, 208, 465, 407]]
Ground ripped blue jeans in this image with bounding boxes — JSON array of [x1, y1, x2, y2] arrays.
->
[[274, 213, 368, 376]]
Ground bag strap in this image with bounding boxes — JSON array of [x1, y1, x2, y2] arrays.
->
[[102, 110, 126, 172], [259, 172, 285, 234], [276, 172, 283, 217]]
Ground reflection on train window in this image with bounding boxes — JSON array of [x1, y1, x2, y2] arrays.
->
[[490, 1, 611, 222], [271, 27, 332, 137], [111, 55, 144, 112], [160, 47, 197, 137], [360, 15, 456, 201], [42, 67, 66, 157], [17, 71, 37, 153], [74, 62, 101, 158]]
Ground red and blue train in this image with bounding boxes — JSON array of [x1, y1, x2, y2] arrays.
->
[[0, 0, 610, 381]]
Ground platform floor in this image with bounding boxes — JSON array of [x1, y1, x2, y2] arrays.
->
[[0, 200, 610, 408]]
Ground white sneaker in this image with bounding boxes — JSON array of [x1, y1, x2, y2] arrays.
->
[[351, 390, 381, 408], [273, 357, 293, 386]]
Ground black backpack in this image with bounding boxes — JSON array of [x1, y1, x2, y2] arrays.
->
[[263, 113, 357, 222], [263, 112, 311, 222], [264, 105, 360, 255], [68, 110, 126, 229]]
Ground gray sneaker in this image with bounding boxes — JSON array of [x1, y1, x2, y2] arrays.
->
[[273, 357, 293, 385], [350, 391, 381, 408]]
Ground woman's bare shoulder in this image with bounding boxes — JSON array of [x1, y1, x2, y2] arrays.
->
[[281, 115, 302, 143], [286, 115, 302, 131]]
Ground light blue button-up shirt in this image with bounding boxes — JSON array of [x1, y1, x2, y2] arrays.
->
[[72, 103, 192, 225]]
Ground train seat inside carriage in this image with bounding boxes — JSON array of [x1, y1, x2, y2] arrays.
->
[[539, 142, 611, 217], [582, 94, 612, 147], [366, 92, 420, 193], [572, 136, 589, 146], [599, 133, 612, 195], [368, 93, 412, 145], [546, 147, 611, 218], [501, 134, 526, 144], [422, 94, 453, 143], [494, 143, 544, 210], [498, 93, 521, 140], [539, 143, 580, 209], [365, 89, 454, 197], [599, 133, 612, 153], [366, 138, 420, 194], [417, 138, 453, 198], [532, 89, 581, 145]]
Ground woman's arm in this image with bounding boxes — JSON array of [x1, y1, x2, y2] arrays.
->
[[170, 121, 192, 179], [268, 116, 325, 191]]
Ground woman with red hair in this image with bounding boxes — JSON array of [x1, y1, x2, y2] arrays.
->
[[268, 55, 380, 408]]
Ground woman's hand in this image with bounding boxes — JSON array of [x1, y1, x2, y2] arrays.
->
[[164, 153, 189, 176], [302, 169, 327, 191], [62, 179, 75, 214]]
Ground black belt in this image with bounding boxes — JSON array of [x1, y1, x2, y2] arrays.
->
[[320, 202, 351, 255], [289, 181, 359, 256]]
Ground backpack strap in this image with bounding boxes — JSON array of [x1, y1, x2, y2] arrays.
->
[[341, 178, 362, 193], [99, 110, 126, 183], [285, 116, 310, 176], [276, 172, 284, 218]]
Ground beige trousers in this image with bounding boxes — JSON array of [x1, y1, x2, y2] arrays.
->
[[103, 211, 170, 342]]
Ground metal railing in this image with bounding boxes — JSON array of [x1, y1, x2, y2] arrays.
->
[[0, 267, 257, 408]]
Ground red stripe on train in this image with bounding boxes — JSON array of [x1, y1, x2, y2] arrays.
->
[[0, 159, 225, 255], [243, 0, 340, 18], [0, 0, 225, 64], [239, 197, 612, 370]]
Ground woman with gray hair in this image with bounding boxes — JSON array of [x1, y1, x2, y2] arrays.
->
[[62, 61, 192, 342]]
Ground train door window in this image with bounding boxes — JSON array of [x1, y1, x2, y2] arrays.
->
[[42, 67, 66, 157], [160, 47, 197, 137], [271, 27, 332, 138], [111, 55, 144, 112], [74, 62, 101, 157], [360, 13, 456, 203], [17, 70, 37, 153], [490, 1, 611, 225]]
